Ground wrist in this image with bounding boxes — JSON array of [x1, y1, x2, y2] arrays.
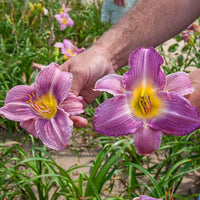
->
[[94, 29, 132, 72]]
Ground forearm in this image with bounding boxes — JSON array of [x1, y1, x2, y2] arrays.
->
[[95, 0, 200, 71]]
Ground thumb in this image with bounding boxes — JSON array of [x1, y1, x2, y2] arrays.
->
[[60, 61, 85, 97]]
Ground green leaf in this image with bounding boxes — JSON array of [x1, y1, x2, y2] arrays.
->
[[177, 54, 184, 66], [168, 43, 179, 52]]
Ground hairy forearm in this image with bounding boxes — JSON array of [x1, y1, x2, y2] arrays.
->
[[95, 0, 200, 71]]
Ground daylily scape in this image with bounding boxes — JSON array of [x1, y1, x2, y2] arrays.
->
[[0, 63, 84, 150], [93, 47, 200, 155]]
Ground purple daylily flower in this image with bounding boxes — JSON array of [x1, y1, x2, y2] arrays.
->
[[188, 23, 200, 33], [60, 3, 72, 13], [0, 63, 84, 150], [133, 195, 162, 200], [54, 39, 85, 60], [93, 47, 200, 155], [181, 30, 193, 43], [55, 12, 74, 31]]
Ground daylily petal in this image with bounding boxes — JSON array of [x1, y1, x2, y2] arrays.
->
[[4, 84, 35, 104], [67, 17, 74, 26], [60, 93, 84, 116], [63, 39, 73, 48], [54, 14, 61, 22], [0, 85, 38, 121], [60, 23, 67, 31], [166, 72, 194, 96], [95, 74, 124, 96], [140, 195, 162, 200], [123, 47, 165, 91], [35, 108, 73, 150], [148, 91, 200, 136], [93, 94, 143, 137], [54, 42, 63, 48], [134, 126, 162, 155], [61, 39, 74, 55], [35, 63, 72, 104], [76, 47, 85, 54], [133, 196, 162, 200], [20, 119, 38, 138]]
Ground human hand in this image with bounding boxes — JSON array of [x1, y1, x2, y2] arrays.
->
[[60, 47, 115, 128], [186, 69, 200, 109], [114, 0, 126, 6]]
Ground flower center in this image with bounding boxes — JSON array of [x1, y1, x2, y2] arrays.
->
[[64, 48, 75, 60], [62, 17, 68, 24], [26, 92, 57, 119], [131, 83, 163, 119], [67, 48, 74, 56]]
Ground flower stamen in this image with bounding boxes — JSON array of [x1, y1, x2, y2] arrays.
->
[[62, 17, 68, 24], [130, 83, 163, 119], [139, 94, 152, 114], [26, 92, 57, 119]]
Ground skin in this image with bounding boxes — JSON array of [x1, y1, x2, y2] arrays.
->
[[114, 0, 126, 7], [60, 0, 200, 127], [186, 69, 200, 110]]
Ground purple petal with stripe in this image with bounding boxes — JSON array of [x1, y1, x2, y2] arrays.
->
[[93, 94, 143, 137], [35, 63, 72, 105], [0, 85, 38, 121], [140, 195, 162, 200], [166, 72, 194, 96], [95, 74, 124, 96], [60, 93, 84, 116], [123, 47, 165, 91], [54, 42, 63, 48], [133, 126, 162, 155], [35, 108, 73, 150], [148, 91, 200, 136], [20, 119, 38, 138]]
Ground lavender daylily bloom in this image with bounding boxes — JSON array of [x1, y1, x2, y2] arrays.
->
[[54, 39, 85, 60], [93, 47, 200, 155], [60, 3, 72, 13], [0, 63, 84, 150], [55, 11, 74, 30], [133, 195, 162, 200]]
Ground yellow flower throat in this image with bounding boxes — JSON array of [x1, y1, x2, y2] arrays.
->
[[26, 92, 57, 119], [62, 17, 68, 24], [131, 83, 163, 119]]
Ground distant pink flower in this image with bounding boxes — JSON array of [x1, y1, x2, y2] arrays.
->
[[60, 3, 72, 13], [188, 23, 200, 33], [93, 47, 200, 155], [133, 196, 162, 200], [181, 23, 200, 44], [181, 30, 193, 43], [54, 39, 85, 60], [0, 63, 84, 150], [55, 12, 74, 31]]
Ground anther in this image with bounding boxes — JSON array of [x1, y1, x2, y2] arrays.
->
[[140, 94, 152, 114]]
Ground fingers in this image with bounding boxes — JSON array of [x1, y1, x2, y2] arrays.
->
[[70, 116, 88, 128], [60, 60, 85, 97]]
